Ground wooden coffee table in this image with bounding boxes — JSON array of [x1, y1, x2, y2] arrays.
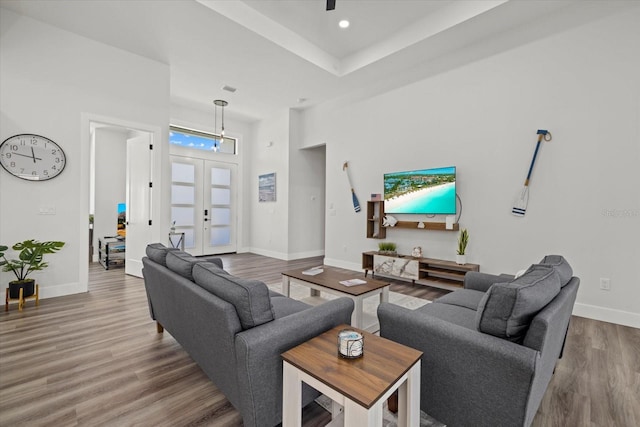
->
[[282, 325, 422, 427], [281, 266, 390, 332]]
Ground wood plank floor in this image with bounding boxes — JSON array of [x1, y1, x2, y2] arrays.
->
[[1, 253, 638, 426]]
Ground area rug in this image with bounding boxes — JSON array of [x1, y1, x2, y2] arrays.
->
[[266, 281, 430, 321], [268, 282, 445, 426], [315, 395, 445, 427]]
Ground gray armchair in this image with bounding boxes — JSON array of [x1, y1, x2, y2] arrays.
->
[[378, 255, 579, 427]]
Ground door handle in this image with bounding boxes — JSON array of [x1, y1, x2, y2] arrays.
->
[[204, 209, 208, 216]]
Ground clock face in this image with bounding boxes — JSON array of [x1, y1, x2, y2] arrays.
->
[[0, 134, 66, 181]]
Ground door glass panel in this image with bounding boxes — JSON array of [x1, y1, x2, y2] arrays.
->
[[211, 208, 230, 225], [171, 207, 195, 226], [211, 167, 231, 186], [210, 227, 231, 246], [172, 162, 195, 183], [211, 188, 230, 205], [172, 184, 195, 204]]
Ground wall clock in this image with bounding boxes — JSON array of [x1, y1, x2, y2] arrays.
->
[[0, 134, 66, 181]]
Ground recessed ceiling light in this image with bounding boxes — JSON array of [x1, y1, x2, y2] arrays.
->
[[338, 20, 350, 29]]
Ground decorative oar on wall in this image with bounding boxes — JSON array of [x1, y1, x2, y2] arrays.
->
[[512, 129, 552, 217], [342, 161, 361, 213]]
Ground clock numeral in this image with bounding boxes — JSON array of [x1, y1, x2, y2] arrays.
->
[[32, 171, 37, 176], [51, 149, 57, 155], [10, 144, 18, 151], [4, 153, 10, 159], [10, 161, 15, 167], [55, 158, 60, 163], [20, 168, 25, 173], [43, 170, 49, 176], [52, 165, 57, 170]]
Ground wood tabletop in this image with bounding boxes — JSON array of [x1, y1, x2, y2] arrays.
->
[[281, 266, 390, 296], [281, 325, 422, 409]]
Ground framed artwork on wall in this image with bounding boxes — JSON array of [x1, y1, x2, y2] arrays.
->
[[259, 172, 276, 202]]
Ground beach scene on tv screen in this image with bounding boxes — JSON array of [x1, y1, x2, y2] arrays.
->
[[384, 167, 456, 214]]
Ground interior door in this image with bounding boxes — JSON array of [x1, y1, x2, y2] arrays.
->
[[125, 133, 152, 276], [170, 156, 237, 256]]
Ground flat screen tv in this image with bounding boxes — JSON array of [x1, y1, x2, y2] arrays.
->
[[384, 166, 456, 215]]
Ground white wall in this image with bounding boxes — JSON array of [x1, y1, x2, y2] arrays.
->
[[247, 109, 326, 260], [0, 9, 170, 298], [249, 110, 291, 258], [288, 110, 326, 259], [301, 7, 640, 327], [92, 128, 127, 261]]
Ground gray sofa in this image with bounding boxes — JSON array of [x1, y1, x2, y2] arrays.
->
[[141, 244, 354, 427], [378, 255, 579, 427]]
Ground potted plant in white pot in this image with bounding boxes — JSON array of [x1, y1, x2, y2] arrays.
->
[[0, 239, 65, 299], [456, 228, 469, 265]]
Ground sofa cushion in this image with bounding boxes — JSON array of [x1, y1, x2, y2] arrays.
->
[[476, 265, 561, 343], [539, 255, 573, 287], [145, 243, 179, 267], [271, 296, 311, 319], [192, 262, 274, 329], [166, 251, 202, 280], [434, 289, 485, 311], [416, 302, 477, 331]]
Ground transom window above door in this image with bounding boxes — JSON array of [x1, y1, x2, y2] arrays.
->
[[169, 125, 236, 154]]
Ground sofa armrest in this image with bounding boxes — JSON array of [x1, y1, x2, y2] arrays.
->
[[378, 302, 539, 427], [234, 297, 354, 427], [464, 271, 514, 292]]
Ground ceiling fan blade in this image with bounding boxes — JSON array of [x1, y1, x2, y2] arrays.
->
[[327, 0, 336, 11]]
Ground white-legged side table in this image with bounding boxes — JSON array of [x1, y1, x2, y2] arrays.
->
[[281, 325, 422, 427]]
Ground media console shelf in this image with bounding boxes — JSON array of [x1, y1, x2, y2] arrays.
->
[[362, 251, 479, 289]]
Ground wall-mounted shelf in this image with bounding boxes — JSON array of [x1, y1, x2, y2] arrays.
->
[[366, 200, 459, 236], [390, 221, 459, 231], [366, 201, 386, 239]]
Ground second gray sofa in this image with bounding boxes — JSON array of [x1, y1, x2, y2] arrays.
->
[[378, 255, 579, 427], [142, 244, 354, 427]]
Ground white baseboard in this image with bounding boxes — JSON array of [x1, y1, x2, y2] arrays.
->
[[573, 303, 640, 329], [249, 247, 325, 261], [249, 247, 289, 260], [39, 282, 88, 299], [287, 249, 325, 260], [323, 257, 361, 272]]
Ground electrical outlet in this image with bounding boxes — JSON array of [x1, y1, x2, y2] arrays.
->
[[600, 278, 611, 291]]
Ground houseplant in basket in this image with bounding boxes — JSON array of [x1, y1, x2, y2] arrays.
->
[[0, 239, 65, 299], [456, 228, 469, 265]]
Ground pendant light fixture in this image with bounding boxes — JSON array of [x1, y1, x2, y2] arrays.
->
[[213, 99, 228, 151]]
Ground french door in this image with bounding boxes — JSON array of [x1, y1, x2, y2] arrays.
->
[[170, 156, 237, 256]]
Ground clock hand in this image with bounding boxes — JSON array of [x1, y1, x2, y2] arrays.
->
[[12, 152, 43, 161], [31, 147, 37, 163]]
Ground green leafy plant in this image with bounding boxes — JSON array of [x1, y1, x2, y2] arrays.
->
[[378, 242, 397, 253], [457, 229, 469, 255], [0, 240, 65, 282]]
